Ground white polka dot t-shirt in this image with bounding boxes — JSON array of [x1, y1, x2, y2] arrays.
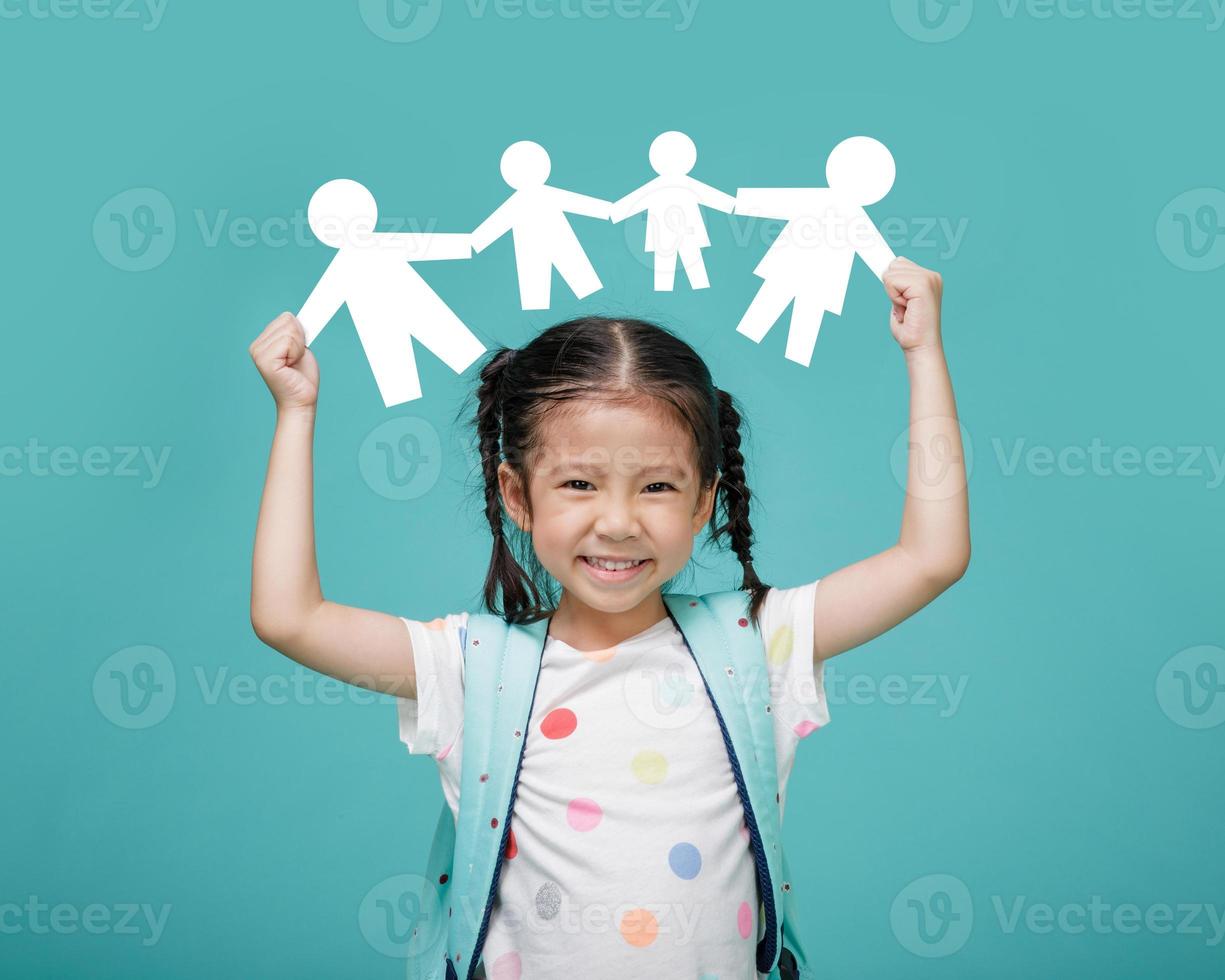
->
[[396, 581, 829, 980]]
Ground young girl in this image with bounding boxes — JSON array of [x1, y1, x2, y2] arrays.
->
[[248, 255, 969, 979]]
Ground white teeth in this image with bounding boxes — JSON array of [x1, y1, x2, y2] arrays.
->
[[585, 557, 645, 571]]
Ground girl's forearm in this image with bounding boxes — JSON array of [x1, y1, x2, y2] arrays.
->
[[897, 343, 971, 579], [250, 407, 324, 641]]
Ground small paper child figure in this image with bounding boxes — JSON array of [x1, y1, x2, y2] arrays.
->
[[297, 179, 486, 407], [610, 130, 735, 291], [472, 141, 612, 310], [733, 136, 897, 367]]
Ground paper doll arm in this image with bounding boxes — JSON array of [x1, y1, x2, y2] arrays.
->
[[854, 214, 896, 280], [381, 233, 472, 262], [471, 198, 516, 253], [608, 179, 659, 223], [555, 188, 612, 221], [297, 256, 346, 346], [689, 178, 736, 214], [733, 188, 802, 220]]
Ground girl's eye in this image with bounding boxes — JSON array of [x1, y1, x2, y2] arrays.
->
[[562, 481, 675, 493]]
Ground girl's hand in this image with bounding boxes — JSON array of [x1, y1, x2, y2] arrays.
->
[[884, 256, 943, 353], [249, 312, 319, 412]]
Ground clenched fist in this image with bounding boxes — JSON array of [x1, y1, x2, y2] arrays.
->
[[883, 256, 944, 353], [249, 312, 320, 411]]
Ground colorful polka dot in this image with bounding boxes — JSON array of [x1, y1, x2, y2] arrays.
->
[[490, 950, 521, 980], [737, 901, 753, 939], [630, 749, 668, 784], [794, 720, 822, 738], [619, 907, 659, 947], [540, 707, 578, 739], [424, 618, 446, 630], [766, 624, 794, 666], [737, 617, 748, 628], [668, 842, 702, 880], [505, 827, 518, 859], [437, 738, 455, 761], [566, 798, 603, 831]]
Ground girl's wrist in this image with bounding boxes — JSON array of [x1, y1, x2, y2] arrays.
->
[[276, 403, 317, 425], [903, 340, 946, 366]]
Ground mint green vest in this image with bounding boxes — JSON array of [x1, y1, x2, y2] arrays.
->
[[405, 591, 812, 979]]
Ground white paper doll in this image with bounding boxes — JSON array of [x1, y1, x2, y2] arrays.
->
[[733, 136, 897, 367], [610, 130, 735, 291], [472, 141, 612, 310], [297, 179, 486, 407]]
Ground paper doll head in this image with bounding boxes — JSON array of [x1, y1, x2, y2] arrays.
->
[[307, 178, 378, 249], [648, 131, 697, 177], [500, 141, 552, 189], [825, 136, 896, 206]]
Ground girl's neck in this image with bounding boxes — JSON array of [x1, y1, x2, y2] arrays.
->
[[549, 589, 669, 651]]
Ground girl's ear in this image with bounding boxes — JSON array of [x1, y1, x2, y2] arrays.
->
[[498, 461, 531, 532], [693, 474, 720, 534]]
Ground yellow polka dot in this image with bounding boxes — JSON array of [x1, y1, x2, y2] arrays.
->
[[424, 618, 447, 631], [619, 907, 659, 947], [766, 624, 794, 666], [630, 750, 668, 784]]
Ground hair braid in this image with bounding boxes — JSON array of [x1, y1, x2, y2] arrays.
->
[[712, 388, 770, 626], [476, 348, 544, 623]]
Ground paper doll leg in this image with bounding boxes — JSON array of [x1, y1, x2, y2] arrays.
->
[[679, 244, 709, 290], [736, 278, 794, 344], [654, 250, 678, 292], [409, 300, 487, 376], [519, 253, 552, 311], [552, 242, 602, 301], [354, 318, 423, 407], [784, 292, 825, 368]]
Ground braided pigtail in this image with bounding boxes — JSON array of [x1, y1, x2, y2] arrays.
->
[[476, 348, 545, 623], [711, 388, 770, 627]]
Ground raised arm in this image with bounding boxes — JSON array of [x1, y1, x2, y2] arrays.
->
[[811, 258, 970, 661], [688, 177, 736, 214], [852, 207, 897, 280], [379, 232, 472, 262], [471, 196, 517, 253], [732, 187, 807, 220], [609, 179, 659, 223], [297, 255, 346, 346], [554, 187, 612, 220], [247, 312, 419, 699]]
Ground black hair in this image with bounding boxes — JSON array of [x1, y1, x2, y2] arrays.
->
[[455, 315, 769, 627]]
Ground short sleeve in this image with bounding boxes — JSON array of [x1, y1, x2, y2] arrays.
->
[[395, 612, 468, 759], [758, 579, 830, 743]]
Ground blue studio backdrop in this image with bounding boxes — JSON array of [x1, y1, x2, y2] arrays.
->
[[3, 2, 1223, 977]]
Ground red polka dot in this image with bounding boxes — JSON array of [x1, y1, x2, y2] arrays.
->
[[540, 707, 578, 739], [491, 817, 499, 828], [794, 720, 822, 738], [505, 828, 518, 859], [439, 873, 448, 885], [737, 617, 748, 627]]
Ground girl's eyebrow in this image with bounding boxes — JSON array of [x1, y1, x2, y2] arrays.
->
[[547, 460, 688, 478]]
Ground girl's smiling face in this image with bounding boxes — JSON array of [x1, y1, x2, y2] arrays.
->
[[498, 399, 719, 626]]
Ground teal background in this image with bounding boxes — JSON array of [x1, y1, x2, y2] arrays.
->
[[3, 0, 1223, 976]]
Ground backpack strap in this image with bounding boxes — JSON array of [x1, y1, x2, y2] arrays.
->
[[663, 590, 790, 976], [447, 611, 548, 980]]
